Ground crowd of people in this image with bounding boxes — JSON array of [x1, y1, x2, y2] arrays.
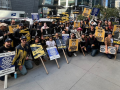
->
[[0, 18, 119, 81]]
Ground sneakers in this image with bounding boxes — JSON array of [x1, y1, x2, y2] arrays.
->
[[73, 53, 77, 56]]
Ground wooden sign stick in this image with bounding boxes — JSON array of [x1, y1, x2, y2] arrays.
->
[[4, 75, 8, 89], [62, 49, 69, 64], [40, 57, 48, 74], [55, 59, 60, 69], [114, 46, 119, 60]]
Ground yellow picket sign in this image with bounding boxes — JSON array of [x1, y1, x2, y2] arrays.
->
[[95, 28, 105, 42], [69, 39, 78, 52], [112, 25, 120, 35], [19, 29, 31, 42], [9, 25, 19, 33], [74, 22, 80, 28], [30, 44, 45, 59], [82, 8, 91, 18]]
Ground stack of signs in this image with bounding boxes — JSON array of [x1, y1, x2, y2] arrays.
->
[[95, 27, 105, 42], [74, 22, 80, 28], [82, 8, 91, 18], [55, 39, 66, 49], [91, 8, 100, 16], [100, 45, 117, 54], [19, 29, 31, 42], [46, 47, 60, 60], [30, 43, 45, 59], [69, 39, 78, 52], [9, 25, 19, 33], [31, 13, 39, 20], [0, 51, 15, 77], [62, 34, 69, 44], [113, 25, 120, 44]]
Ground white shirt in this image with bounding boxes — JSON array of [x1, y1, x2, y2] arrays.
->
[[46, 40, 56, 47], [110, 38, 113, 46]]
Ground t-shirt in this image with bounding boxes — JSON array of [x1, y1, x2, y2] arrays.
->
[[0, 46, 14, 53], [46, 40, 56, 47]]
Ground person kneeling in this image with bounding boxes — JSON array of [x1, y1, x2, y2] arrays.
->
[[85, 33, 98, 56], [12, 36, 33, 75]]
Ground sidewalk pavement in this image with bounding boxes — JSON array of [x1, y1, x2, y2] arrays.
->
[[0, 52, 120, 90]]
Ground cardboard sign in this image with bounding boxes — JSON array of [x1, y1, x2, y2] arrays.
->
[[9, 25, 19, 33], [113, 31, 120, 44], [74, 22, 80, 28], [0, 51, 15, 77], [19, 29, 31, 42], [55, 39, 66, 49], [112, 25, 120, 35], [95, 27, 105, 42], [46, 47, 60, 60], [30, 43, 45, 59], [62, 34, 69, 44], [43, 29, 51, 37], [82, 8, 91, 18], [31, 13, 39, 20], [91, 8, 100, 16], [100, 45, 117, 54], [69, 39, 78, 52]]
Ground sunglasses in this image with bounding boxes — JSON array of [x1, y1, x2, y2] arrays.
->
[[22, 40, 26, 42]]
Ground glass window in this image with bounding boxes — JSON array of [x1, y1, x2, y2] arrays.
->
[[68, 0, 75, 6], [60, 0, 66, 6]]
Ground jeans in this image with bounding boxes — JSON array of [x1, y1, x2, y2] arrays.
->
[[87, 45, 98, 56], [106, 54, 113, 59], [66, 48, 75, 57], [19, 60, 33, 75]]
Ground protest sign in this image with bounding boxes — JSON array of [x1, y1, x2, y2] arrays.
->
[[91, 8, 100, 16], [113, 31, 120, 44], [62, 34, 69, 44], [47, 47, 60, 60], [112, 25, 120, 35], [95, 27, 105, 42], [31, 13, 39, 20], [82, 8, 91, 18], [69, 39, 78, 52], [9, 25, 19, 33], [30, 43, 45, 59], [74, 22, 80, 28], [55, 39, 66, 49]]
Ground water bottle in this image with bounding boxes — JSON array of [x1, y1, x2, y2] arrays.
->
[[14, 72, 17, 79]]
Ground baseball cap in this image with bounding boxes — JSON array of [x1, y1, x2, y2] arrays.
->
[[21, 36, 27, 40], [5, 38, 12, 42]]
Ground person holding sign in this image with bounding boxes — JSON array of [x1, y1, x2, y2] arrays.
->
[[0, 38, 14, 81], [46, 36, 56, 48], [104, 32, 119, 59], [66, 33, 77, 57], [85, 33, 98, 56], [12, 36, 33, 75]]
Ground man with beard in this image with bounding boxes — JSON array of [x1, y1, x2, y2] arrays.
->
[[0, 38, 14, 81]]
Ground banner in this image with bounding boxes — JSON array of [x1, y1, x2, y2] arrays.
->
[[55, 39, 66, 49], [19, 29, 31, 42], [74, 22, 80, 28], [100, 45, 117, 54], [31, 13, 39, 20], [95, 27, 105, 42], [62, 34, 69, 44], [69, 39, 78, 52], [82, 8, 91, 18], [91, 8, 100, 16], [0, 51, 15, 77], [9, 25, 19, 33], [112, 25, 120, 35], [30, 43, 45, 59], [46, 47, 60, 60]]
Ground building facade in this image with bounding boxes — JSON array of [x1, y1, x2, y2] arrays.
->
[[108, 0, 115, 8], [0, 0, 11, 10], [115, 0, 120, 8]]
